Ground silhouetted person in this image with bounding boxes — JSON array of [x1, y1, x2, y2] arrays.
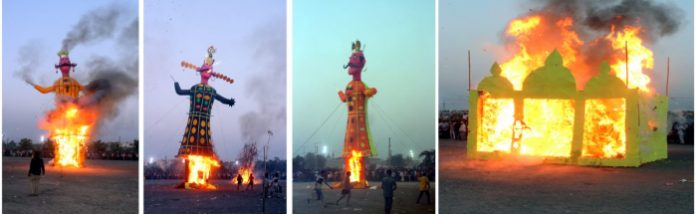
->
[[28, 151, 45, 196], [310, 172, 333, 203], [247, 173, 255, 191], [381, 169, 397, 214], [416, 171, 431, 204], [335, 171, 352, 206], [236, 174, 243, 191]]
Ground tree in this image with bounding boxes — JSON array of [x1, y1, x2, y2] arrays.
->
[[292, 155, 305, 171], [419, 150, 436, 169], [19, 138, 33, 151], [389, 154, 406, 168]]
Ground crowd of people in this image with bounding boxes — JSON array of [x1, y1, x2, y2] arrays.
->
[[294, 167, 435, 183], [3, 149, 138, 161], [439, 110, 468, 140]]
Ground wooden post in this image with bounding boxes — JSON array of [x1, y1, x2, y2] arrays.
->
[[666, 57, 670, 96], [625, 41, 629, 89], [468, 50, 471, 91]]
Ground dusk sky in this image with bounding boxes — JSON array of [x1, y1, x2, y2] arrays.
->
[[144, 0, 286, 161], [293, 0, 436, 159], [440, 0, 694, 111], [2, 1, 138, 143]]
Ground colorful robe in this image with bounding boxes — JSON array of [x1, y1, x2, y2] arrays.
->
[[175, 82, 235, 158], [339, 80, 377, 157], [34, 77, 84, 98]]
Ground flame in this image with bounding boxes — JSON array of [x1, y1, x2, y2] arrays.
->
[[520, 99, 575, 157], [347, 150, 363, 183], [40, 102, 97, 167], [236, 167, 254, 184], [583, 99, 626, 158], [477, 97, 515, 153], [185, 155, 220, 189], [475, 14, 654, 159], [606, 25, 654, 93]]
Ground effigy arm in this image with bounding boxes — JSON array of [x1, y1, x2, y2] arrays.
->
[[174, 82, 190, 95], [214, 93, 235, 107]]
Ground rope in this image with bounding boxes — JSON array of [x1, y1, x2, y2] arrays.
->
[[370, 100, 426, 152], [294, 102, 343, 155]]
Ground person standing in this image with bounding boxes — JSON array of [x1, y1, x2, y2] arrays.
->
[[28, 151, 45, 196], [236, 174, 243, 191], [416, 172, 431, 204], [335, 171, 352, 206], [247, 173, 255, 191], [381, 169, 397, 214]]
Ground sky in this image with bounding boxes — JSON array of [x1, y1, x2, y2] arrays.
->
[[2, 1, 138, 143], [439, 0, 694, 111], [144, 0, 286, 161], [293, 0, 436, 159]]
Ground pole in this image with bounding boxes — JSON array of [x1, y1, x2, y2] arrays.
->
[[625, 41, 629, 89], [666, 57, 670, 97], [468, 50, 471, 91]]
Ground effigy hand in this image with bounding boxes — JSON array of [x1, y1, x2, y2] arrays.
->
[[338, 90, 347, 102]]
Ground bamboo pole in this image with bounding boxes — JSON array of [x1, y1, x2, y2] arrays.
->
[[625, 41, 629, 89], [468, 50, 471, 91], [666, 57, 670, 96]]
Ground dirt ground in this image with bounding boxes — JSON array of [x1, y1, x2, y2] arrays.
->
[[2, 157, 138, 213], [145, 179, 286, 214], [439, 139, 694, 213], [293, 182, 436, 214]]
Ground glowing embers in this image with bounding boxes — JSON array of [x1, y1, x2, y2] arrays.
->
[[347, 150, 363, 183], [40, 102, 97, 168], [477, 98, 515, 153], [520, 99, 575, 157], [582, 98, 627, 158], [185, 155, 220, 189]]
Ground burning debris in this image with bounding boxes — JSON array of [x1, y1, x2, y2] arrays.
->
[[235, 143, 258, 185], [338, 40, 376, 187], [175, 46, 235, 189]]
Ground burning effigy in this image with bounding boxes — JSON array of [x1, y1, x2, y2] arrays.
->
[[176, 46, 235, 189], [468, 5, 671, 166], [338, 40, 377, 187], [33, 50, 98, 167]]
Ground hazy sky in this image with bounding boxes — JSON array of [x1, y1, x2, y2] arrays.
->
[[144, 0, 286, 161], [293, 0, 436, 159], [2, 1, 138, 143], [440, 0, 694, 111]]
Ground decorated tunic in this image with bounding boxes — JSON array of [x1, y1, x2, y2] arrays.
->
[[34, 77, 84, 99], [339, 50, 377, 157], [175, 82, 235, 158]]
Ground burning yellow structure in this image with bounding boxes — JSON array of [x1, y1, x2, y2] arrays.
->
[[468, 51, 668, 167]]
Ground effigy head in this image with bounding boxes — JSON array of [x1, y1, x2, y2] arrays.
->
[[198, 46, 216, 84], [347, 40, 366, 78], [55, 49, 77, 75]]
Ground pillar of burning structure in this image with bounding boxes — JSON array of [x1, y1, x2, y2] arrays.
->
[[34, 50, 96, 168], [175, 46, 235, 189], [338, 40, 376, 188]]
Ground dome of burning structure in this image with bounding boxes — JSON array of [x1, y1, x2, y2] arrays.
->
[[522, 49, 576, 97], [477, 62, 514, 95], [584, 61, 628, 97]]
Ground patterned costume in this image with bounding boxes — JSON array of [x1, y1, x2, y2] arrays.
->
[[175, 46, 235, 159]]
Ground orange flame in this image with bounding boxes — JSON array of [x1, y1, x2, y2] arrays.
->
[[606, 25, 654, 93], [236, 167, 255, 184], [185, 155, 220, 189], [40, 102, 97, 167], [477, 15, 646, 159], [347, 150, 363, 183]]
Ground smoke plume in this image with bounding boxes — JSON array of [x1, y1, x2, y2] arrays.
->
[[61, 4, 128, 51], [238, 20, 286, 143]]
